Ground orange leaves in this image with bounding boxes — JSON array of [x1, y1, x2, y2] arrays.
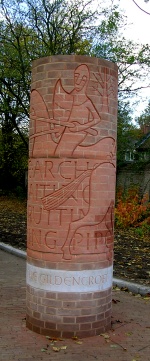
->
[[115, 186, 150, 228]]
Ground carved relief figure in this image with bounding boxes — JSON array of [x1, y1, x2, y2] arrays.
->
[[29, 62, 117, 260], [30, 64, 102, 157], [92, 67, 117, 113], [42, 161, 116, 260]]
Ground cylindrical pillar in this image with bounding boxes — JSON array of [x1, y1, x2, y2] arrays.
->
[[26, 55, 118, 338]]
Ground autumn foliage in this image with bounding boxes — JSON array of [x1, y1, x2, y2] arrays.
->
[[115, 186, 150, 229]]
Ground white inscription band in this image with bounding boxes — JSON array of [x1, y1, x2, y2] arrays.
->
[[26, 263, 113, 293]]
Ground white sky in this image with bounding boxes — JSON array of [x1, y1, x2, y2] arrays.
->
[[117, 0, 150, 118], [120, 0, 150, 44], [92, 0, 150, 117]]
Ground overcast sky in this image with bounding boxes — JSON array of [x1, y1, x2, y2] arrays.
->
[[92, 0, 150, 117], [120, 0, 150, 44], [117, 0, 150, 117]]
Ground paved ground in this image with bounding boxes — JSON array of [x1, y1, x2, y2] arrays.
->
[[0, 249, 150, 361]]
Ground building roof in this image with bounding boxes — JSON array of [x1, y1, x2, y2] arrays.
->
[[135, 131, 150, 151]]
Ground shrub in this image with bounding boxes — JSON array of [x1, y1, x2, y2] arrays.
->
[[115, 186, 150, 228]]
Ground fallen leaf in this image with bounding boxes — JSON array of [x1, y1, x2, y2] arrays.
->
[[113, 287, 120, 291], [52, 347, 60, 352], [112, 299, 120, 304], [121, 287, 128, 292], [111, 319, 122, 325], [41, 348, 47, 352], [100, 333, 110, 339], [110, 344, 118, 348], [143, 297, 150, 300], [46, 336, 64, 341], [125, 332, 133, 336], [75, 341, 83, 344], [60, 346, 67, 350]]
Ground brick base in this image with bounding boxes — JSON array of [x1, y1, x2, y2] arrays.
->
[[26, 284, 112, 338]]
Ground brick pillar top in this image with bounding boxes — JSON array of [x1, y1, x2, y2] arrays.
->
[[32, 54, 118, 70]]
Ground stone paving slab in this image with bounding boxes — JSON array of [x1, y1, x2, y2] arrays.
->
[[0, 249, 150, 361]]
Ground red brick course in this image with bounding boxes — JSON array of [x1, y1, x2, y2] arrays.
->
[[26, 283, 112, 337]]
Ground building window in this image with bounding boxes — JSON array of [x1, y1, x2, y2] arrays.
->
[[125, 151, 134, 162]]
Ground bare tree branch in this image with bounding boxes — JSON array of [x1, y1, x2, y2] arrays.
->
[[132, 0, 150, 15]]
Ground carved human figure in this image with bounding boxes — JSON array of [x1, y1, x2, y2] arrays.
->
[[53, 64, 101, 156], [30, 64, 101, 157]]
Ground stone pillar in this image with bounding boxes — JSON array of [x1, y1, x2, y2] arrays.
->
[[26, 55, 118, 338]]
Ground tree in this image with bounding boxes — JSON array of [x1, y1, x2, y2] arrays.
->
[[0, 0, 150, 192], [0, 19, 31, 191], [117, 101, 150, 169], [92, 4, 150, 97], [1, 0, 150, 126], [0, 126, 28, 192], [117, 101, 142, 167], [0, 0, 96, 192], [25, 0, 94, 56], [0, 0, 96, 133], [91, 2, 150, 164], [137, 100, 150, 129], [132, 0, 150, 15]]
